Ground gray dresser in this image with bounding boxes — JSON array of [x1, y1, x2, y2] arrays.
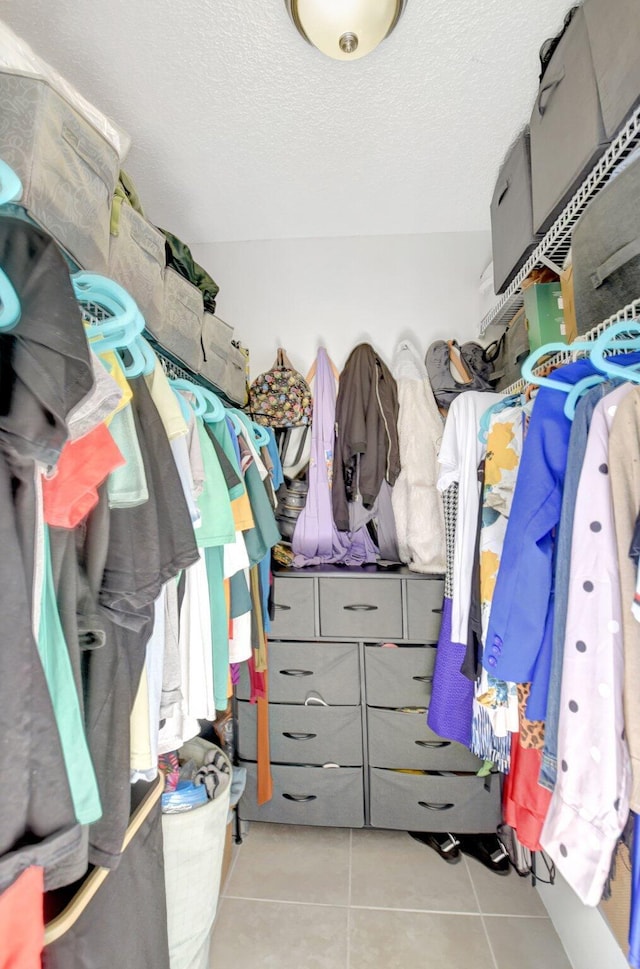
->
[[237, 566, 501, 832]]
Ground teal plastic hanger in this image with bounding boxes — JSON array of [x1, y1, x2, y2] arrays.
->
[[171, 386, 193, 424], [226, 410, 245, 436], [118, 337, 147, 379], [137, 335, 157, 376], [170, 379, 207, 417], [563, 374, 606, 420], [0, 268, 20, 331], [201, 388, 226, 424], [231, 408, 271, 447], [0, 160, 22, 205], [72, 272, 139, 342], [520, 340, 596, 394], [589, 320, 640, 385]]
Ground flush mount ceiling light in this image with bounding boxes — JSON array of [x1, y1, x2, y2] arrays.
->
[[285, 0, 408, 61]]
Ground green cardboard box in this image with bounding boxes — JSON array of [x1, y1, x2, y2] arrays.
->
[[523, 282, 567, 352]]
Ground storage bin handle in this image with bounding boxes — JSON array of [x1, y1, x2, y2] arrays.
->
[[282, 793, 317, 803], [496, 178, 510, 206], [537, 67, 566, 117], [418, 801, 455, 811], [283, 732, 317, 741], [274, 602, 292, 612], [591, 238, 640, 289], [415, 740, 450, 749], [431, 607, 443, 614], [280, 669, 313, 677], [412, 675, 433, 684], [344, 603, 377, 612]]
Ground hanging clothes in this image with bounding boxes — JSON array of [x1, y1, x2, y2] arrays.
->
[[391, 340, 446, 573]]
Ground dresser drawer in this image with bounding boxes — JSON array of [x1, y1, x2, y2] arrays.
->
[[270, 576, 315, 639], [318, 578, 402, 639], [405, 579, 444, 642], [364, 645, 436, 708], [236, 642, 361, 705], [369, 769, 501, 833], [239, 762, 365, 827], [238, 701, 363, 766], [367, 709, 481, 771]]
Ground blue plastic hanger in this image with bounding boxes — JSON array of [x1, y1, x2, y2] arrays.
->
[[589, 320, 640, 384], [0, 160, 22, 205], [520, 340, 596, 394], [563, 374, 606, 420]]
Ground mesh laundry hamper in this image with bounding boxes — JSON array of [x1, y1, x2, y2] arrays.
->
[[162, 738, 231, 969]]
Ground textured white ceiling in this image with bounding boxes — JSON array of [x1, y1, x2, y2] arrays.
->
[[5, 0, 569, 244]]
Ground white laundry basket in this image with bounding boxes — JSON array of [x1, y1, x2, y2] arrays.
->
[[162, 738, 231, 969]]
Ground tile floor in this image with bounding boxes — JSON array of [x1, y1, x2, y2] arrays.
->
[[210, 823, 573, 968]]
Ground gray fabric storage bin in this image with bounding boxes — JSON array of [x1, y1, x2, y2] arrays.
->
[[153, 267, 204, 372], [490, 128, 541, 294], [0, 70, 119, 273], [270, 576, 316, 640], [319, 577, 403, 640], [405, 578, 444, 642], [200, 312, 231, 390], [572, 152, 640, 334], [529, 7, 608, 233], [237, 700, 363, 766], [364, 645, 435, 708], [225, 344, 248, 405], [584, 0, 640, 139], [369, 769, 501, 833], [239, 762, 364, 827], [108, 205, 165, 332], [367, 709, 481, 772], [236, 641, 361, 705]]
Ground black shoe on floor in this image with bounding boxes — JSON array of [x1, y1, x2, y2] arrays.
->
[[456, 833, 510, 875], [408, 831, 461, 864]]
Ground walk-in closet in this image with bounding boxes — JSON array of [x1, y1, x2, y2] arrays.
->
[[2, 2, 640, 967]]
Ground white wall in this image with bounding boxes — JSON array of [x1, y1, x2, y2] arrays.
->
[[192, 231, 491, 379]]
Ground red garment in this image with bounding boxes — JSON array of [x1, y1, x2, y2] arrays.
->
[[43, 422, 125, 528], [503, 733, 552, 851], [0, 867, 44, 969]]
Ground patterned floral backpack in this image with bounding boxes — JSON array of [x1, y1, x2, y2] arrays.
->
[[249, 348, 313, 428]]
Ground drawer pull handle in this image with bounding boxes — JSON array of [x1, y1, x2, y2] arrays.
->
[[412, 675, 434, 683], [418, 801, 455, 812], [431, 607, 444, 614], [282, 793, 317, 803], [280, 669, 314, 677], [274, 603, 292, 612], [344, 603, 378, 612], [283, 732, 317, 741], [415, 740, 450, 749]]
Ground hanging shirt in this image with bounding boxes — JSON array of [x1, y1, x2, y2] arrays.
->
[[437, 391, 502, 644], [144, 357, 189, 441], [67, 350, 123, 440], [541, 384, 632, 906], [107, 403, 149, 509], [195, 419, 235, 549]]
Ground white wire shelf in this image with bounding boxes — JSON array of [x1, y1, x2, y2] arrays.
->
[[480, 104, 640, 337], [500, 296, 640, 396]]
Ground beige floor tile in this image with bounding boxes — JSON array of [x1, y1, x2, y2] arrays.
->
[[210, 898, 348, 969], [484, 915, 572, 969], [350, 829, 479, 912], [225, 822, 350, 905], [349, 908, 494, 969], [464, 855, 548, 916]]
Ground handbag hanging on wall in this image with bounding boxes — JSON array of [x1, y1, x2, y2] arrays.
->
[[249, 347, 313, 468]]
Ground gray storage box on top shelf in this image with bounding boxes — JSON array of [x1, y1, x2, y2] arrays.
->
[[200, 313, 247, 405], [529, 6, 608, 234], [490, 127, 541, 294], [151, 267, 204, 373], [572, 151, 640, 335], [108, 204, 165, 333], [225, 343, 248, 406], [584, 0, 640, 139], [0, 70, 119, 273]]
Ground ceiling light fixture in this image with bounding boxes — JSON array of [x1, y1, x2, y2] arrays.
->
[[285, 0, 408, 61]]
